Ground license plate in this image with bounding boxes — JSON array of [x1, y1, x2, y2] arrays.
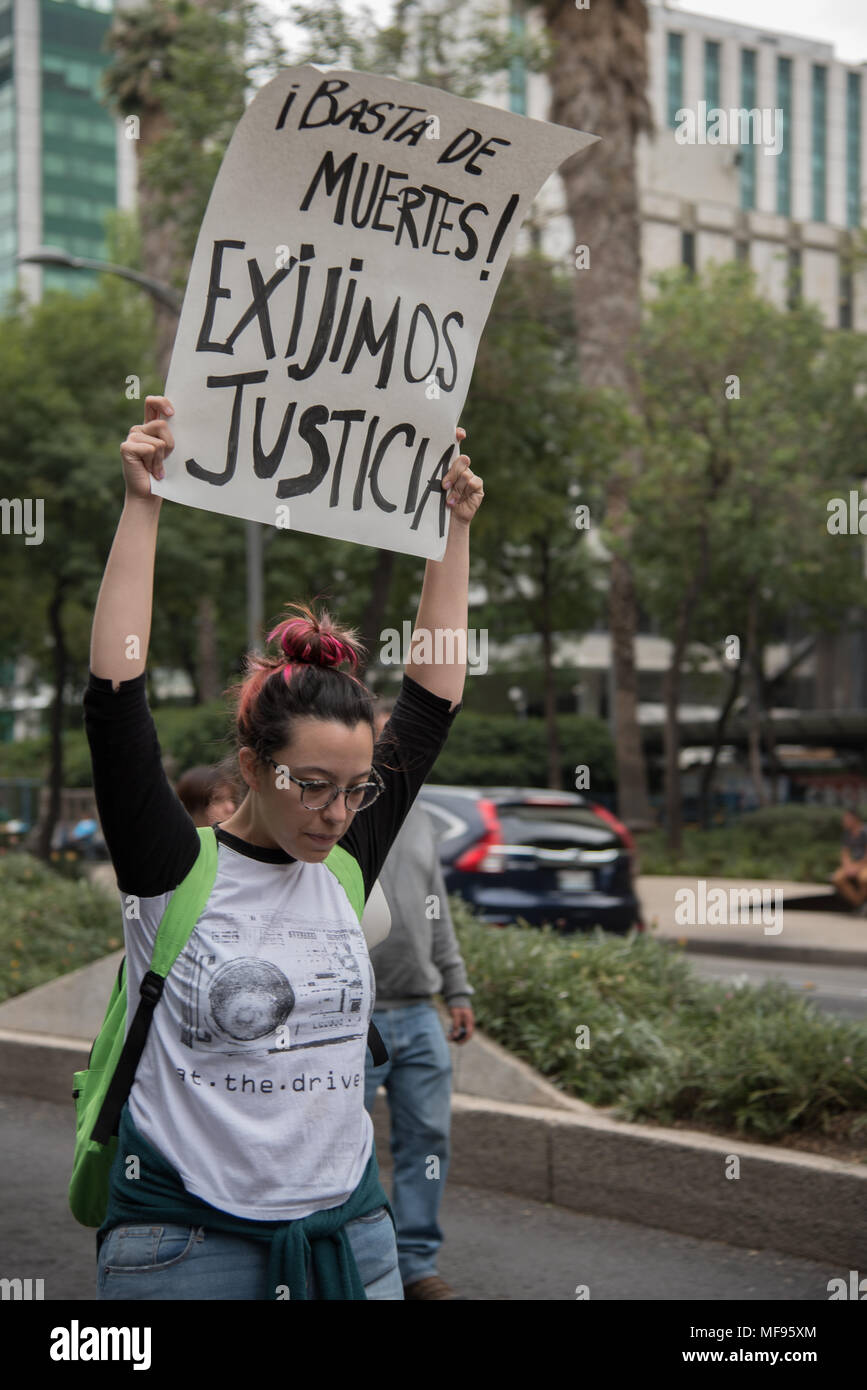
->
[[558, 869, 594, 891]]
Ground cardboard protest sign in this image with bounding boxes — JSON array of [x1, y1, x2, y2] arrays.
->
[[154, 65, 597, 559]]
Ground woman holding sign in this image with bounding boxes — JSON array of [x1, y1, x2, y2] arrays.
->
[[84, 394, 482, 1301]]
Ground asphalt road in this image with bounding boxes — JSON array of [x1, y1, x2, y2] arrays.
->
[[687, 952, 867, 1020], [0, 1093, 844, 1303]]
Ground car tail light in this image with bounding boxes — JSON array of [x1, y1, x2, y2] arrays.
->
[[589, 806, 630, 845], [454, 799, 504, 872], [590, 803, 635, 854], [590, 802, 641, 877]]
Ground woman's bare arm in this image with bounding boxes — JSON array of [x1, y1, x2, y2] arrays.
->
[[406, 427, 484, 711], [89, 396, 174, 689]]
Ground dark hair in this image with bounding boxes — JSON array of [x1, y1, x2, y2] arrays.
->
[[176, 765, 236, 820], [224, 602, 376, 774]]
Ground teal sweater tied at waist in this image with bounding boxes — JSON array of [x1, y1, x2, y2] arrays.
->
[[98, 1103, 393, 1300]]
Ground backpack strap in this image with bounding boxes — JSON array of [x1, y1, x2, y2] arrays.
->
[[324, 843, 365, 920], [91, 827, 219, 1143], [324, 843, 388, 1068]]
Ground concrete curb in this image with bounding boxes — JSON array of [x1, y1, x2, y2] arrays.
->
[[371, 1093, 867, 1268], [676, 938, 867, 969], [0, 1028, 89, 1104]]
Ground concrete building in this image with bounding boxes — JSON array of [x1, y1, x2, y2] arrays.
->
[[483, 0, 867, 734], [642, 2, 866, 329], [512, 0, 867, 327]]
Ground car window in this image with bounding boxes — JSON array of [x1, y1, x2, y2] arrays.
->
[[418, 800, 470, 843], [502, 806, 612, 832], [498, 813, 617, 851]]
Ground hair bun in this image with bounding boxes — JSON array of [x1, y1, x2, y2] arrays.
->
[[266, 603, 360, 673]]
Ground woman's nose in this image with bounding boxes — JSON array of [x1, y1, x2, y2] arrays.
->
[[323, 791, 351, 818]]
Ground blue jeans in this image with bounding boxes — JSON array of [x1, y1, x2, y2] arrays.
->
[[96, 1206, 403, 1300], [364, 1003, 452, 1286]]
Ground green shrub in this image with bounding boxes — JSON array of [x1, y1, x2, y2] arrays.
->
[[0, 852, 121, 1002], [450, 895, 867, 1146], [0, 701, 235, 790], [151, 701, 235, 773], [0, 706, 614, 794], [637, 804, 851, 882], [430, 712, 614, 790]]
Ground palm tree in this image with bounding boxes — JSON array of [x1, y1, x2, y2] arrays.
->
[[539, 0, 654, 827]]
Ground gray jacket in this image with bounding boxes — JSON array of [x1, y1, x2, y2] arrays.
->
[[368, 799, 474, 1010]]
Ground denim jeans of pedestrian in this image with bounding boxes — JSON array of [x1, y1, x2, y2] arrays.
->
[[363, 1002, 452, 1287], [96, 1205, 403, 1300]]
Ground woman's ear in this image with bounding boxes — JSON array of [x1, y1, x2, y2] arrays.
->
[[237, 747, 261, 793]]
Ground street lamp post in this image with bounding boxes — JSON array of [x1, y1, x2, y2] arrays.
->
[[17, 246, 265, 653]]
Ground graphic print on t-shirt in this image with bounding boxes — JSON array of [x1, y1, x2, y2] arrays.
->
[[178, 906, 373, 1057]]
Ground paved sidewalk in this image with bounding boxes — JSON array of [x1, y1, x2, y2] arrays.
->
[[1, 1093, 844, 1302], [637, 876, 867, 966]]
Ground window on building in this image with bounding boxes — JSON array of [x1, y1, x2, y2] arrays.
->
[[839, 260, 854, 329], [777, 56, 792, 217], [667, 32, 684, 129], [812, 65, 827, 222], [735, 239, 749, 262], [740, 49, 757, 211], [787, 247, 801, 309], [704, 40, 721, 132], [681, 229, 695, 273], [508, 0, 526, 116], [847, 71, 861, 229]]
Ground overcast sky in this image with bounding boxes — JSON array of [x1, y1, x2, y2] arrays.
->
[[660, 0, 867, 62], [277, 0, 867, 66]]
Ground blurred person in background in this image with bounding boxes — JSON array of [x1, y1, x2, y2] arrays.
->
[[831, 809, 867, 914], [363, 698, 475, 1301], [175, 765, 238, 827]]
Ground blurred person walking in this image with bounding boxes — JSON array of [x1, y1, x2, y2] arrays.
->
[[364, 699, 475, 1300]]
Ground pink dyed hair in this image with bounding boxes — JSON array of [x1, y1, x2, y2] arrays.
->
[[228, 601, 371, 754]]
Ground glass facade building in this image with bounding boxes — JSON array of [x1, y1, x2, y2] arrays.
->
[[0, 0, 117, 305]]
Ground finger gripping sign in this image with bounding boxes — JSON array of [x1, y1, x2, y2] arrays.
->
[[154, 66, 598, 559]]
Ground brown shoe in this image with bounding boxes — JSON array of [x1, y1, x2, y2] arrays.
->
[[403, 1275, 465, 1300]]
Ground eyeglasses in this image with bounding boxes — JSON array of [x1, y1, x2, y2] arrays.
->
[[267, 760, 385, 812]]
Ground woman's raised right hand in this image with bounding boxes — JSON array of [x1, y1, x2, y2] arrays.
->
[[120, 396, 175, 500]]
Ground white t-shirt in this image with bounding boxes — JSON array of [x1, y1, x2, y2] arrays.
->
[[124, 843, 375, 1220]]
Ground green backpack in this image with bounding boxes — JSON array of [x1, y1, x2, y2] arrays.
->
[[69, 825, 384, 1228]]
